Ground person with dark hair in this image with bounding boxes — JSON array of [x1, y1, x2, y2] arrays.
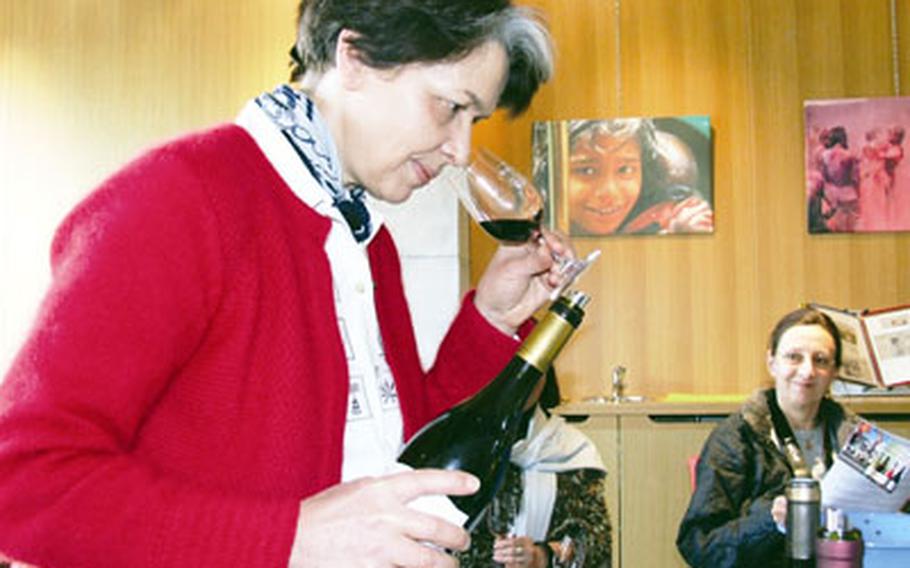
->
[[534, 117, 713, 236], [0, 2, 568, 567], [823, 125, 849, 150], [676, 308, 861, 568], [457, 369, 611, 568], [808, 125, 860, 233]]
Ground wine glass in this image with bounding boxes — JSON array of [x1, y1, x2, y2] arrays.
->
[[486, 488, 519, 537], [486, 489, 520, 566], [459, 149, 544, 243], [554, 522, 588, 567], [449, 149, 600, 299], [448, 148, 600, 299]]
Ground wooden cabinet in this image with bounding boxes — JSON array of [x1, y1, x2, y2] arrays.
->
[[558, 398, 910, 568], [618, 415, 717, 568]]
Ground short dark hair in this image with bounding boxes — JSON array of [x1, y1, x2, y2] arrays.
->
[[290, 0, 553, 116], [538, 367, 561, 411], [822, 126, 849, 149], [767, 307, 842, 367]]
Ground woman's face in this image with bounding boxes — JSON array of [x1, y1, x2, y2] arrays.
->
[[338, 39, 508, 204], [767, 324, 837, 411], [567, 131, 643, 234]]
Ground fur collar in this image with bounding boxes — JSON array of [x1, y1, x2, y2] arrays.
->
[[741, 387, 858, 450]]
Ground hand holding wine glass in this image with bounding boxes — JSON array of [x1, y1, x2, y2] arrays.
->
[[487, 490, 524, 567], [552, 521, 588, 568], [453, 149, 600, 300]]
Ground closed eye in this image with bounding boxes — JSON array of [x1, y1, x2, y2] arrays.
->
[[441, 98, 469, 119]]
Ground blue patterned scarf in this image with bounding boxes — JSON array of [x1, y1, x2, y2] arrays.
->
[[254, 85, 371, 242]]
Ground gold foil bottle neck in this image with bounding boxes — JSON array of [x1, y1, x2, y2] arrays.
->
[[516, 308, 577, 371]]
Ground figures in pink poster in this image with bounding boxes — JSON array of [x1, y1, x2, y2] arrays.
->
[[805, 97, 910, 233]]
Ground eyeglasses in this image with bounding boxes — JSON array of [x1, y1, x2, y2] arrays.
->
[[778, 350, 836, 371]]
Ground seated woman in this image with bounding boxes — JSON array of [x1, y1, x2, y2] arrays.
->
[[457, 369, 612, 567], [677, 307, 861, 568]]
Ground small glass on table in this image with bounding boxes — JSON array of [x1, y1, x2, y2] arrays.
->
[[486, 489, 520, 567]]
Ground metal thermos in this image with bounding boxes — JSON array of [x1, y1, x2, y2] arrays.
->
[[786, 477, 821, 566]]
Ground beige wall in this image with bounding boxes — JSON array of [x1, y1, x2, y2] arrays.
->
[[470, 0, 910, 402]]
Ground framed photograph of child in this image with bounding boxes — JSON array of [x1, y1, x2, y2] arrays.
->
[[532, 115, 713, 237]]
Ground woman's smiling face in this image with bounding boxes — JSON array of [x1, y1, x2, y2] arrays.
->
[[767, 324, 837, 410], [567, 131, 642, 234]]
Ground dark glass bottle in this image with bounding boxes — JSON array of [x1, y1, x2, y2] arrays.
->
[[398, 290, 590, 531]]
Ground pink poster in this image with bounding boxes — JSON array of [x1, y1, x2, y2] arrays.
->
[[805, 97, 910, 233]]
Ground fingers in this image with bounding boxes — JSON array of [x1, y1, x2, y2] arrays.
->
[[393, 538, 461, 568], [291, 472, 477, 568], [771, 495, 788, 525], [386, 469, 477, 551], [384, 468, 480, 502], [533, 229, 578, 290], [668, 197, 713, 232], [399, 508, 472, 552], [492, 536, 535, 566], [539, 226, 575, 260], [541, 229, 577, 256], [474, 226, 578, 331]]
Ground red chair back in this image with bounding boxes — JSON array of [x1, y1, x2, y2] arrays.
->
[[687, 454, 699, 493]]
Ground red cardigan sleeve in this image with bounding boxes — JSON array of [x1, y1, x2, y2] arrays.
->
[[369, 230, 530, 438]]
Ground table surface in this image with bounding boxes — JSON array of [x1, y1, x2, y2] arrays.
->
[[555, 396, 910, 417]]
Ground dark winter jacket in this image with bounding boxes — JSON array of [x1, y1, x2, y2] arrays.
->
[[676, 388, 859, 567]]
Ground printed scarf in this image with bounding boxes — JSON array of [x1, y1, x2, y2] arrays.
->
[[254, 84, 371, 242]]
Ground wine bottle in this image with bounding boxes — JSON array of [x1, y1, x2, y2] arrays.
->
[[398, 290, 590, 531]]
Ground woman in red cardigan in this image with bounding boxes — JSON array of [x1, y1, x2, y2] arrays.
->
[[0, 1, 572, 567]]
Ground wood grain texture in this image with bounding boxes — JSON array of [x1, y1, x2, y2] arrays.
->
[[471, 0, 910, 402], [618, 415, 716, 568], [0, 0, 296, 369]]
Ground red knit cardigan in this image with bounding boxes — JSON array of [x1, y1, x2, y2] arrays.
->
[[0, 125, 522, 567]]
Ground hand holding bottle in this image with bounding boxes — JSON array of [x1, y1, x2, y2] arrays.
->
[[288, 469, 479, 567], [398, 292, 590, 530]]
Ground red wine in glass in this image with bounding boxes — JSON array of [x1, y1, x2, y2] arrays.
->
[[451, 148, 600, 296], [479, 211, 544, 243]]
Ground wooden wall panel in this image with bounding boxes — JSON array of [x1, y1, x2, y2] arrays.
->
[[619, 416, 717, 567], [471, 0, 910, 402], [617, 0, 756, 399], [0, 0, 296, 369]]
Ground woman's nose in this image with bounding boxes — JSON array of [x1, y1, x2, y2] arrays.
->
[[798, 359, 816, 376], [441, 117, 473, 167]]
